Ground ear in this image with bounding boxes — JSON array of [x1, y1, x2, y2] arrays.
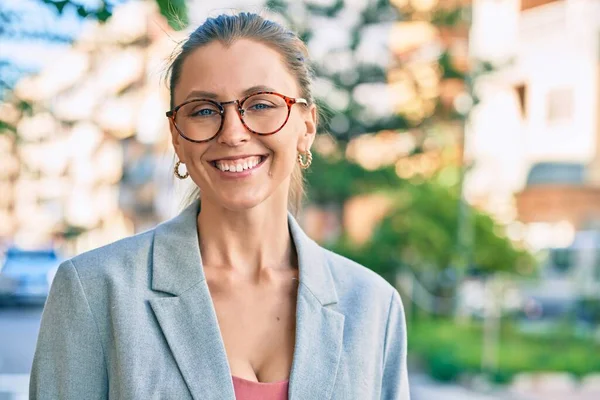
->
[[297, 104, 317, 152], [169, 119, 185, 162]]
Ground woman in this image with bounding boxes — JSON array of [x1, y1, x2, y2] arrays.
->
[[30, 12, 410, 400]]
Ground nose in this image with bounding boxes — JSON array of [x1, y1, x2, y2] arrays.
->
[[216, 102, 251, 147]]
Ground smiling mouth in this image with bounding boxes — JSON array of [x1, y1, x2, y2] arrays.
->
[[210, 155, 268, 173]]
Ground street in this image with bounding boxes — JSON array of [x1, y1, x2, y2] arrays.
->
[[0, 307, 42, 374], [0, 307, 42, 400]]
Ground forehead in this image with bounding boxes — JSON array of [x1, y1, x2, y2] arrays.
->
[[175, 39, 299, 103]]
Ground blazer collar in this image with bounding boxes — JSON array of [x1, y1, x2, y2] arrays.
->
[[151, 199, 205, 295], [151, 199, 339, 305]]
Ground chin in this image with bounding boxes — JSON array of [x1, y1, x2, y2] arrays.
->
[[213, 192, 271, 212]]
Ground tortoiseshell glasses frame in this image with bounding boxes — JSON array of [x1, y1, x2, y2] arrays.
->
[[165, 91, 308, 144]]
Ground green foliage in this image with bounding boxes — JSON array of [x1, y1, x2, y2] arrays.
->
[[576, 298, 600, 324], [0, 120, 17, 136], [61, 224, 87, 240], [369, 190, 534, 276], [438, 50, 466, 80], [409, 318, 600, 383], [40, 0, 114, 22], [329, 234, 399, 282], [307, 151, 534, 279], [265, 0, 287, 14], [38, 0, 189, 29], [16, 99, 33, 115], [155, 0, 188, 30], [431, 7, 468, 27], [305, 0, 344, 17], [428, 351, 466, 382], [0, 99, 32, 137], [305, 150, 401, 205]]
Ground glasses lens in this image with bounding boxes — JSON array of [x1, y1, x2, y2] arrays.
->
[[175, 100, 222, 141], [242, 93, 288, 134]]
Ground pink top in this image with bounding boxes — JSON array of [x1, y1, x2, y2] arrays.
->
[[232, 375, 289, 400]]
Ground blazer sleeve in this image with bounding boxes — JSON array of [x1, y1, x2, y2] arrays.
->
[[381, 289, 410, 400], [30, 260, 108, 400]]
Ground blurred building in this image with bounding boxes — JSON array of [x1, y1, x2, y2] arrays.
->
[[467, 0, 600, 307], [0, 1, 179, 255], [467, 0, 600, 250]]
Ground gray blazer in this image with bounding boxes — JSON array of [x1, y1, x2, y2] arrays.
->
[[30, 200, 410, 400]]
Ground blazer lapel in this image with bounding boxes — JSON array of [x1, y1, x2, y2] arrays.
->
[[287, 215, 345, 400], [147, 200, 345, 399], [149, 201, 235, 400], [150, 283, 235, 400]]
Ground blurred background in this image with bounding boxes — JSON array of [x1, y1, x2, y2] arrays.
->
[[0, 0, 599, 399]]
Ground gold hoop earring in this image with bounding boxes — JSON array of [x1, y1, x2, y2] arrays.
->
[[174, 160, 189, 179], [297, 150, 312, 169]]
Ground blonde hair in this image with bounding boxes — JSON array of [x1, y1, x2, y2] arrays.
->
[[166, 12, 317, 215]]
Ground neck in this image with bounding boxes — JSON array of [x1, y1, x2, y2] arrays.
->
[[197, 195, 295, 278]]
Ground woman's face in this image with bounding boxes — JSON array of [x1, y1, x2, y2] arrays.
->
[[170, 39, 316, 212]]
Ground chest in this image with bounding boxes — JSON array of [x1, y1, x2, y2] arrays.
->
[[108, 275, 389, 399], [206, 272, 298, 382]]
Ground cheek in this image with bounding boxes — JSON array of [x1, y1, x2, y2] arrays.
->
[[182, 142, 205, 159], [266, 133, 299, 171], [180, 145, 210, 176]]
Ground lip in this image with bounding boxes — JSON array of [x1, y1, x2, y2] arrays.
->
[[209, 155, 268, 179], [209, 154, 268, 162]]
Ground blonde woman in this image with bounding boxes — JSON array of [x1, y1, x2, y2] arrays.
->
[[30, 12, 410, 400]]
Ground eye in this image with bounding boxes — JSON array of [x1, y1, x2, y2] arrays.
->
[[243, 93, 286, 113], [247, 102, 274, 111], [190, 108, 218, 117]]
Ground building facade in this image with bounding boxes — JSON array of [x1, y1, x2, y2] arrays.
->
[[467, 0, 600, 248], [0, 2, 180, 256], [467, 0, 600, 306]]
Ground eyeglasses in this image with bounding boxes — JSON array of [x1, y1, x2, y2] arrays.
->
[[166, 91, 308, 143]]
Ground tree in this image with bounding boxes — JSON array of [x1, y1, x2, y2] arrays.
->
[[266, 0, 411, 141], [309, 151, 534, 280]]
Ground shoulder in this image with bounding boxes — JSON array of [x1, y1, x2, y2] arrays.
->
[[321, 247, 398, 310], [67, 228, 156, 281], [319, 246, 407, 348], [46, 228, 157, 316]]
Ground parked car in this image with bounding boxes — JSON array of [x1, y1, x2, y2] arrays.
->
[[0, 247, 62, 306]]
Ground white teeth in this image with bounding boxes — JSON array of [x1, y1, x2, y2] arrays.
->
[[215, 156, 263, 172]]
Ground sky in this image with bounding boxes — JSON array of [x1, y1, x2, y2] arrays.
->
[[0, 0, 123, 74]]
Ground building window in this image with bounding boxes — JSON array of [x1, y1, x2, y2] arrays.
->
[[546, 87, 573, 123], [514, 84, 527, 118], [550, 248, 572, 274], [520, 0, 563, 12]]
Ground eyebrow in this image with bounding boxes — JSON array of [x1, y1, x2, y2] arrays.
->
[[184, 85, 279, 101]]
